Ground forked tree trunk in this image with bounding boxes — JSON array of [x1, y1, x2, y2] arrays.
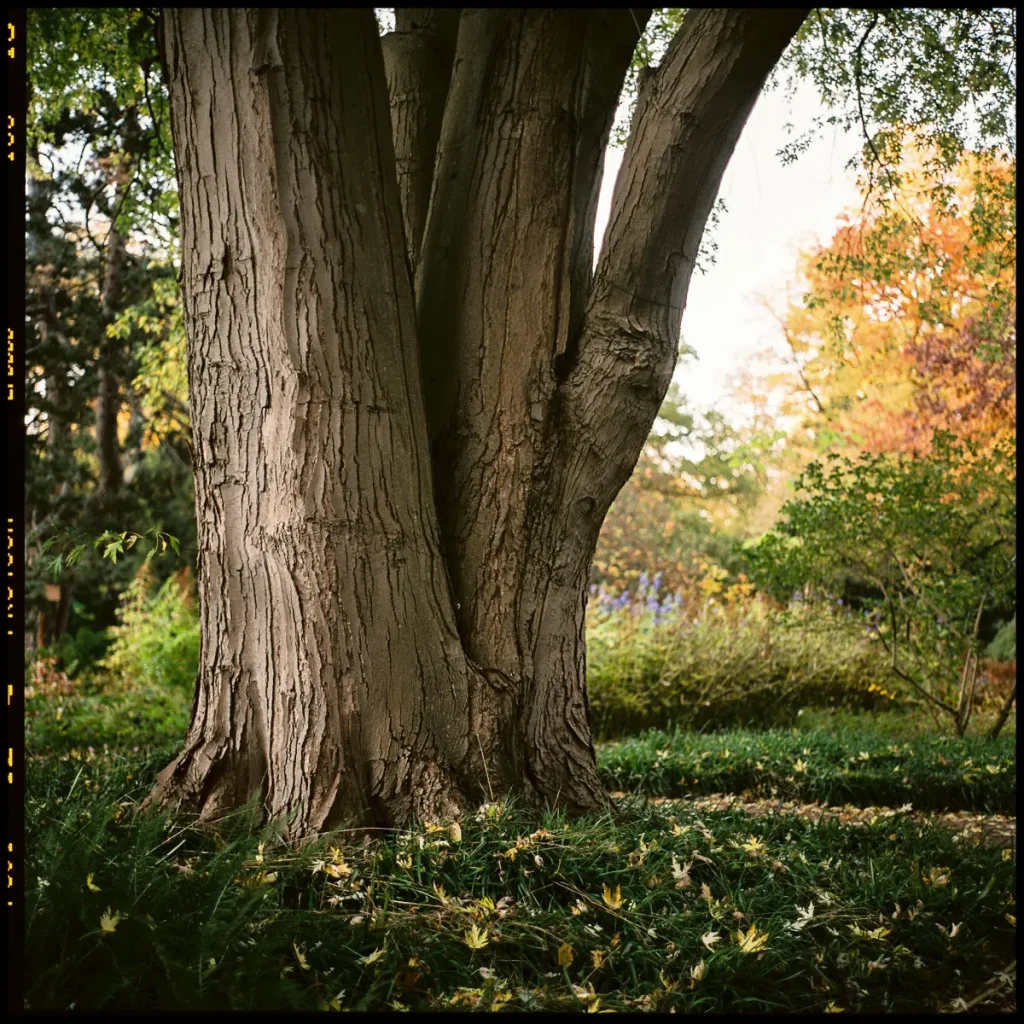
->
[[148, 7, 807, 837]]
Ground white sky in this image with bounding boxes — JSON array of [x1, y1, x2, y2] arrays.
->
[[595, 79, 863, 421]]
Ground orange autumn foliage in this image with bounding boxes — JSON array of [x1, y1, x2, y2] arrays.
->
[[777, 150, 1015, 457]]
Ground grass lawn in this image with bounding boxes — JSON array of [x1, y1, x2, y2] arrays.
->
[[23, 734, 1016, 1012]]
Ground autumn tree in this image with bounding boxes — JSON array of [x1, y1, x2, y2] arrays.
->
[[772, 150, 1016, 456], [136, 8, 1015, 835]]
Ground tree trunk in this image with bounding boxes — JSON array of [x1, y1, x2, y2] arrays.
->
[[148, 8, 807, 837], [96, 223, 127, 495]]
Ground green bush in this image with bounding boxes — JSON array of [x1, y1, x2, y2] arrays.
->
[[747, 434, 1016, 738], [986, 615, 1016, 661], [25, 747, 1016, 1012], [586, 591, 897, 739], [25, 685, 191, 756], [598, 727, 1017, 814], [99, 567, 199, 692]]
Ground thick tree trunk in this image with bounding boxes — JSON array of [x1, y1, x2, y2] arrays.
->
[[149, 7, 807, 836], [147, 8, 480, 834]]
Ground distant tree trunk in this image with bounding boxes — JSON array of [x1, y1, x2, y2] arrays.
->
[[96, 223, 127, 496], [148, 7, 807, 836]]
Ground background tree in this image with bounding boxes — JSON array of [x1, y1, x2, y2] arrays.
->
[[770, 149, 1015, 457], [26, 9, 194, 663]]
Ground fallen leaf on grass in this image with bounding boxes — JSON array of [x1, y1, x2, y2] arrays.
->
[[601, 884, 622, 910], [99, 908, 121, 935], [735, 923, 769, 954]]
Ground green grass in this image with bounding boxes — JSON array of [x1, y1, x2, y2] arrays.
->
[[793, 705, 1015, 740], [25, 746, 1017, 1012], [25, 684, 191, 756], [597, 728, 1016, 814]]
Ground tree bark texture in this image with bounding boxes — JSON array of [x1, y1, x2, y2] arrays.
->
[[150, 7, 809, 837]]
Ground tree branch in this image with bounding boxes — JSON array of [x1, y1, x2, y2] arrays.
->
[[381, 9, 460, 275]]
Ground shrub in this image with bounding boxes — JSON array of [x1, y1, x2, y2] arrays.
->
[[985, 615, 1016, 661], [99, 566, 199, 692], [586, 579, 896, 739], [747, 433, 1016, 738]]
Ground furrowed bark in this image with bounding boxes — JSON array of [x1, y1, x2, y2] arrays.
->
[[415, 9, 648, 807], [147, 8, 478, 836], [519, 9, 809, 798], [381, 9, 460, 275]]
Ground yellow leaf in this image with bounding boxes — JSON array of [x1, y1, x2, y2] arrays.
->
[[690, 960, 707, 984], [602, 884, 622, 910], [824, 1002, 846, 1013], [1005, 914, 1016, 927], [99, 908, 121, 935], [294, 942, 310, 970], [325, 859, 352, 879], [735, 923, 769, 954], [433, 882, 450, 904], [591, 949, 606, 969], [360, 946, 387, 965], [739, 835, 766, 857], [557, 942, 574, 967], [700, 882, 713, 902], [449, 822, 463, 843], [86, 873, 101, 892], [700, 931, 722, 950], [464, 924, 489, 950]]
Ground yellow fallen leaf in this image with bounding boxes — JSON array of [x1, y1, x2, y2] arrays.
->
[[449, 822, 463, 843], [690, 960, 707, 984], [1005, 914, 1016, 927], [700, 882, 713, 902], [739, 834, 766, 857], [591, 948, 606, 969], [294, 942, 310, 970], [360, 946, 387, 965], [735, 923, 769, 954], [99, 908, 121, 935], [86, 873, 101, 893], [602, 884, 622, 910], [557, 942, 574, 967], [701, 930, 722, 950], [464, 924, 489, 950], [824, 1002, 846, 1013]]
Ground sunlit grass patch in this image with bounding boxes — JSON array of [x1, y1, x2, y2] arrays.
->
[[598, 727, 1016, 814]]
